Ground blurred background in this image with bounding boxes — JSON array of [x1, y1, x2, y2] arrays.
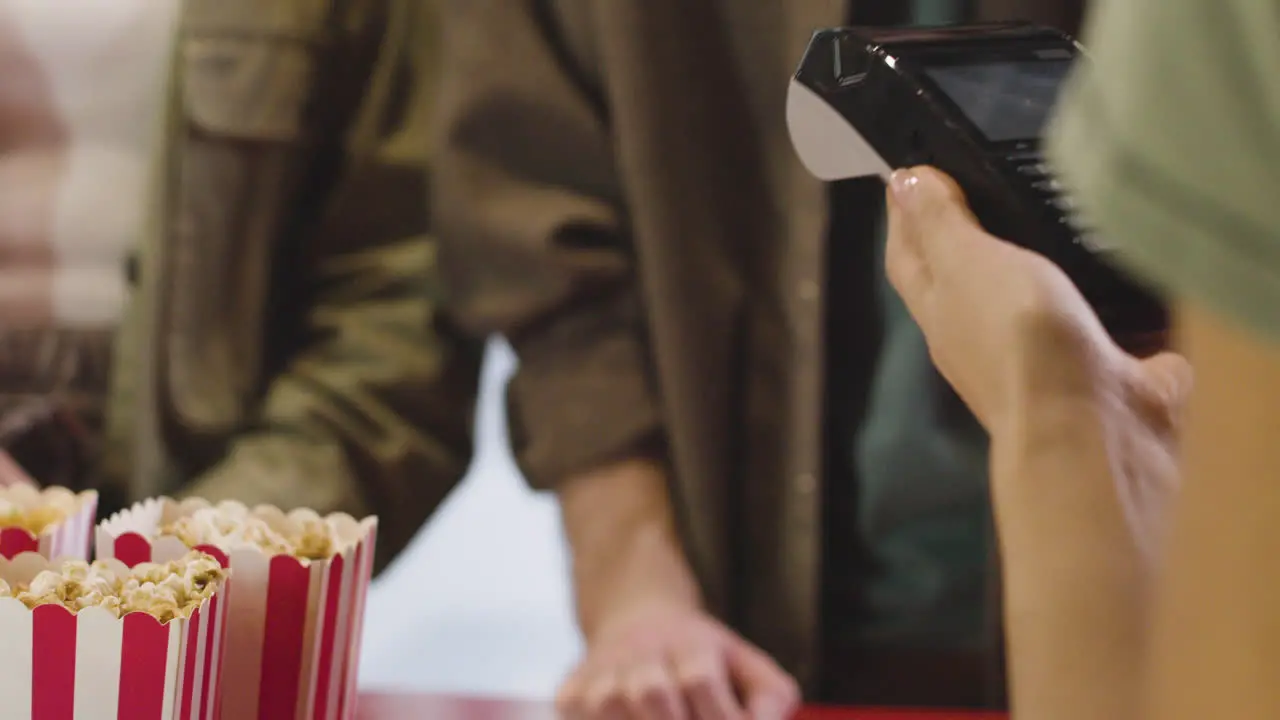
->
[[0, 0, 1080, 707], [0, 0, 581, 701]]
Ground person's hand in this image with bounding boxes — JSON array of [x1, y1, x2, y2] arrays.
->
[[884, 166, 1191, 561], [0, 450, 36, 487], [556, 596, 799, 720], [885, 166, 1191, 719], [554, 458, 800, 719], [883, 166, 1187, 435]]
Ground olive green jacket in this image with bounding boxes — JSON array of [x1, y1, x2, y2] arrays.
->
[[433, 0, 1084, 687], [103, 0, 483, 570]]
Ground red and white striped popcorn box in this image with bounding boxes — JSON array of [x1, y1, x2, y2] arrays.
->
[[96, 498, 378, 720], [0, 485, 97, 561], [0, 551, 229, 719]]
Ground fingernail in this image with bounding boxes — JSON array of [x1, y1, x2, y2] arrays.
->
[[889, 169, 920, 206]]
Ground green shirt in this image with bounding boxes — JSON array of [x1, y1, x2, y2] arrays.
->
[[1047, 0, 1280, 334]]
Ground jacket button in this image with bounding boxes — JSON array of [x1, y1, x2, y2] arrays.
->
[[796, 279, 819, 304]]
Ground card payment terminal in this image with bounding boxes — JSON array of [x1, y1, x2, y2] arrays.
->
[[786, 23, 1166, 337]]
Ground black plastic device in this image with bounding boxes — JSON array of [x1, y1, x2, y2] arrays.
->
[[786, 22, 1166, 337]]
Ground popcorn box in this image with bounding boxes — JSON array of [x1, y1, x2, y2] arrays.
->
[[0, 485, 97, 561], [97, 499, 378, 720], [0, 551, 229, 719]]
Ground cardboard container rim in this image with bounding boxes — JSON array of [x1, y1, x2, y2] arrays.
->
[[0, 551, 228, 627], [0, 594, 221, 628], [0, 487, 98, 525], [100, 496, 375, 526], [0, 494, 99, 563], [0, 487, 98, 544], [99, 497, 378, 561], [0, 484, 97, 505], [0, 547, 232, 720], [97, 499, 378, 718], [99, 532, 368, 570]]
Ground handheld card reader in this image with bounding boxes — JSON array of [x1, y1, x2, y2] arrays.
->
[[786, 22, 1167, 337]]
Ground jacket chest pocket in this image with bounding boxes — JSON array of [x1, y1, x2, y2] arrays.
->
[[181, 34, 320, 143], [179, 0, 332, 140], [161, 7, 329, 445]]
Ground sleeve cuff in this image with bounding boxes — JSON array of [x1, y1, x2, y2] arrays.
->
[[505, 293, 665, 489], [1049, 76, 1280, 342]]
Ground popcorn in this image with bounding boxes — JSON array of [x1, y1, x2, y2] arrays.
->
[[0, 486, 98, 562], [0, 550, 230, 718], [0, 551, 227, 622], [161, 506, 340, 559], [0, 496, 72, 535], [98, 498, 375, 719], [290, 516, 337, 560]]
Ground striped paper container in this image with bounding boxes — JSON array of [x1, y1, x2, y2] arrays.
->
[[0, 551, 229, 719], [96, 498, 378, 720], [0, 485, 97, 561]]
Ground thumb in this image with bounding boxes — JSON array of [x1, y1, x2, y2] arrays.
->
[[724, 638, 800, 720], [888, 166, 981, 253], [884, 166, 971, 304]]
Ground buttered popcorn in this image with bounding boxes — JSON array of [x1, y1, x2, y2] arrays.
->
[[161, 506, 339, 560], [0, 552, 226, 622], [0, 497, 72, 535]]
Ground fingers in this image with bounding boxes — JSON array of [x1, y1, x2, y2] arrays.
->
[[884, 194, 931, 312], [890, 165, 977, 243], [582, 674, 634, 720], [556, 665, 590, 720], [884, 170, 932, 306], [556, 618, 787, 720], [1118, 350, 1194, 445], [558, 666, 632, 720], [624, 661, 688, 720], [883, 166, 981, 320], [558, 653, 737, 720], [674, 650, 744, 720], [724, 640, 800, 720], [1139, 351, 1195, 417], [888, 166, 981, 255]]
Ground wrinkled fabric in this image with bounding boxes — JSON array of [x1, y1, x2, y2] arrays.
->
[[432, 0, 1087, 690], [1049, 0, 1280, 338], [103, 0, 484, 570]]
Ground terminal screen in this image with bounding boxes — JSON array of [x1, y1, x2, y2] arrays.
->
[[924, 59, 1073, 142]]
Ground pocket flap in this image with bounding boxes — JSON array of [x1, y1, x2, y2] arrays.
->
[[181, 38, 314, 141], [182, 0, 326, 40]]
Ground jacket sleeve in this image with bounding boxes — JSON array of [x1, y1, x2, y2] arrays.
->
[[429, 0, 664, 489], [184, 0, 484, 566]]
